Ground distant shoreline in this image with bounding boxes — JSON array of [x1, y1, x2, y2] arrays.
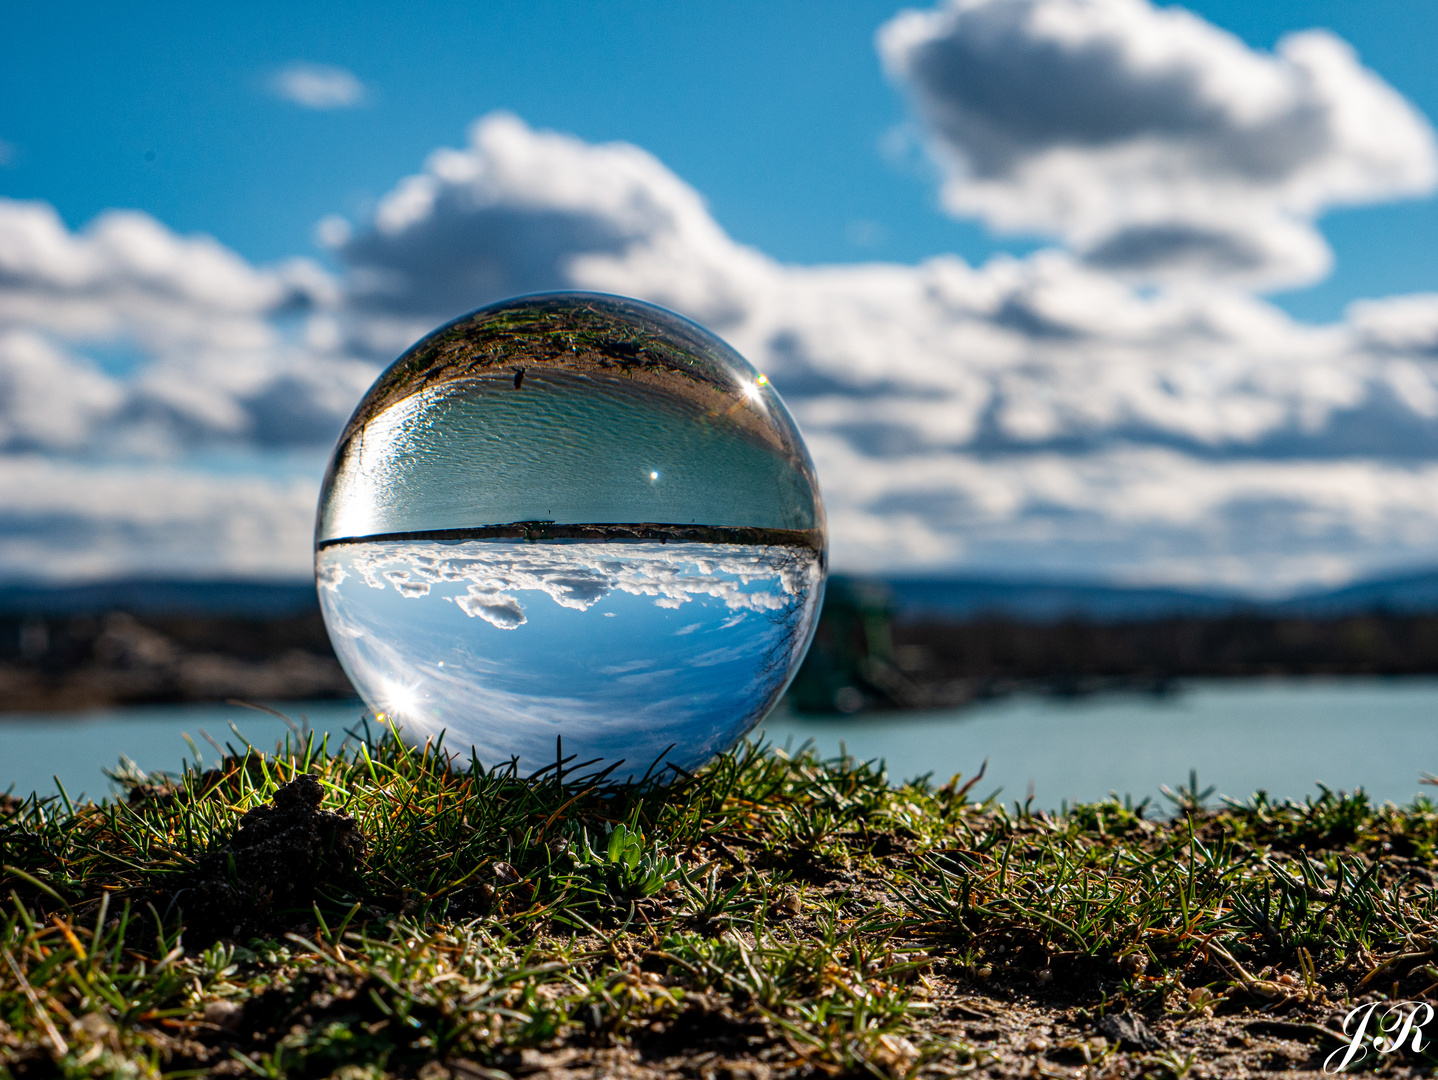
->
[[791, 581, 1438, 713], [7, 586, 1438, 713], [0, 609, 353, 712]]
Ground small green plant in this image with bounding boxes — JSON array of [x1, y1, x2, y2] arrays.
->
[[574, 820, 682, 900], [1160, 769, 1217, 815]]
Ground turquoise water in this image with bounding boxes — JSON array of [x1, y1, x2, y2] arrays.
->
[[3, 678, 1436, 809]]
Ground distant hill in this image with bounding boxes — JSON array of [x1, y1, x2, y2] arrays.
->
[[1273, 570, 1438, 618], [880, 568, 1438, 622], [882, 576, 1242, 622], [0, 579, 319, 618], [3, 566, 1438, 624]]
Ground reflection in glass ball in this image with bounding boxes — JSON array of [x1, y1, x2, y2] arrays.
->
[[315, 293, 827, 778]]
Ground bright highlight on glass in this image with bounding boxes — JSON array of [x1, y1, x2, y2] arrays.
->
[[315, 292, 827, 777]]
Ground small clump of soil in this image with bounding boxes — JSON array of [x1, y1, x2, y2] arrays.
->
[[175, 773, 365, 941]]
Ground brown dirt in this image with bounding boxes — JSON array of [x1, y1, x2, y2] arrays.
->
[[170, 773, 366, 942]]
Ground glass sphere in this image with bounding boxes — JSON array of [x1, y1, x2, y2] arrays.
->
[[316, 293, 826, 778]]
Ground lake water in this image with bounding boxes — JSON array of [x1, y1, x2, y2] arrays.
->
[[3, 678, 1435, 811]]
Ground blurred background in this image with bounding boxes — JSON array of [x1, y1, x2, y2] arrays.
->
[[3, 0, 1437, 805]]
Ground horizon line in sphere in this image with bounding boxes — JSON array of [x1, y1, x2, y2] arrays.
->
[[314, 521, 828, 553]]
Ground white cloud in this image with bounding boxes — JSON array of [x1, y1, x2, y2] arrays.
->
[[1348, 293, 1438, 357], [332, 115, 1438, 455], [0, 197, 375, 456], [0, 197, 376, 580], [0, 332, 123, 451], [322, 540, 822, 626], [328, 111, 762, 358], [877, 0, 1438, 288], [0, 198, 298, 317], [814, 437, 1438, 592], [322, 113, 1438, 589], [0, 456, 318, 581], [5, 90, 1438, 590], [270, 63, 367, 110]]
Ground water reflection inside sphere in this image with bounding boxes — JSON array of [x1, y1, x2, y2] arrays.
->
[[315, 293, 826, 777]]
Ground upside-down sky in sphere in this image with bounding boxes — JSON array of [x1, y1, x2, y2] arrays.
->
[[2, 0, 1437, 593]]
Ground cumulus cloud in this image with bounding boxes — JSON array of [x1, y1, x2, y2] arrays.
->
[[0, 332, 123, 451], [5, 83, 1438, 590], [318, 112, 1438, 590], [328, 114, 1438, 458], [0, 456, 318, 581], [270, 63, 367, 109], [0, 198, 377, 580], [328, 111, 760, 357], [814, 438, 1438, 590], [320, 540, 822, 629], [0, 197, 374, 456], [877, 0, 1438, 288], [1349, 293, 1438, 358]]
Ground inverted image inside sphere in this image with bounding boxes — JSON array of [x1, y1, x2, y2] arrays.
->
[[316, 292, 827, 779]]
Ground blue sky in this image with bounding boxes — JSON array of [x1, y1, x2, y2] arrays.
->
[[2, 0, 1438, 591], [5, 0, 1433, 320]]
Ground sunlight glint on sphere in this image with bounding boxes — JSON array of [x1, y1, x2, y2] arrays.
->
[[315, 293, 827, 778]]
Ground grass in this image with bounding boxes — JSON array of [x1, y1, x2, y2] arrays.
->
[[2, 721, 1437, 1078]]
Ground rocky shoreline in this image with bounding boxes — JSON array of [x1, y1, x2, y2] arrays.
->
[[0, 609, 353, 711]]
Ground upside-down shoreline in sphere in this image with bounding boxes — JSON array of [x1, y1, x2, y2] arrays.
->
[[315, 293, 827, 778]]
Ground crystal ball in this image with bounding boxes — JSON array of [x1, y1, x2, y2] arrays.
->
[[316, 293, 827, 778]]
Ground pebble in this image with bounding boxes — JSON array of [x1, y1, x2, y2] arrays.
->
[[203, 1001, 244, 1031]]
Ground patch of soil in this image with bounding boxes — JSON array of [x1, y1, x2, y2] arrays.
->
[[636, 997, 774, 1059], [172, 773, 365, 941]]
